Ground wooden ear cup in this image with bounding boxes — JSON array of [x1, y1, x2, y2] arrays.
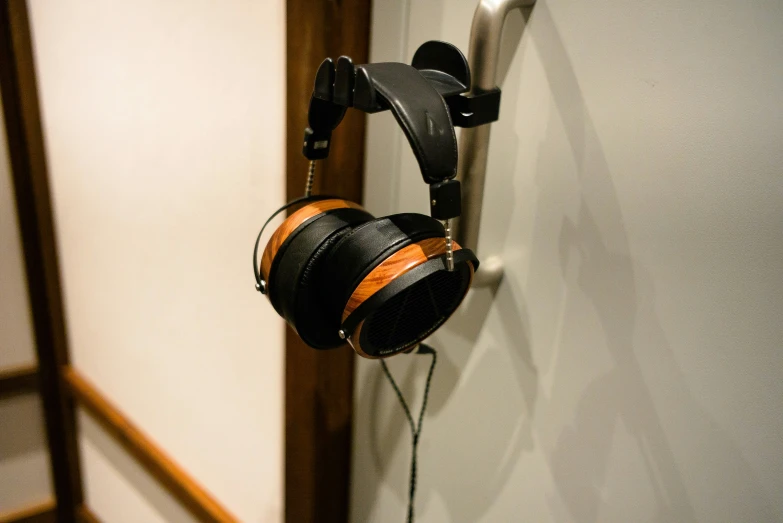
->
[[341, 242, 477, 358], [261, 199, 373, 349], [318, 213, 477, 358], [259, 199, 367, 284], [260, 202, 478, 357]]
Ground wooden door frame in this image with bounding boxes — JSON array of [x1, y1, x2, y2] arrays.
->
[[284, 1, 372, 521], [0, 1, 84, 519]]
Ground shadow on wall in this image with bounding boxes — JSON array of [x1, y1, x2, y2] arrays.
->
[[0, 395, 53, 509], [0, 395, 48, 460], [352, 5, 538, 522], [533, 4, 775, 522], [353, 2, 778, 523]]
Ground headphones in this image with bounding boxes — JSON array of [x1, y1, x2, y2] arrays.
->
[[253, 42, 482, 358]]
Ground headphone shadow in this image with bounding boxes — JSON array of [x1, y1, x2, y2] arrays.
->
[[529, 4, 778, 521], [356, 275, 539, 523], [353, 3, 780, 522], [352, 7, 540, 522]]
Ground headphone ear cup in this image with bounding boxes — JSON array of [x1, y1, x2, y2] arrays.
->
[[318, 212, 478, 358], [290, 225, 354, 348], [320, 213, 446, 331], [266, 205, 372, 348], [345, 247, 477, 358], [261, 203, 476, 357]]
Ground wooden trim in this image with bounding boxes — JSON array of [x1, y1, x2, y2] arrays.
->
[[62, 367, 238, 523], [350, 258, 476, 360], [342, 238, 461, 321], [0, 1, 84, 518], [75, 505, 100, 523], [348, 262, 475, 359], [0, 500, 56, 523], [285, 0, 371, 521], [0, 364, 39, 398], [0, 502, 101, 523], [260, 198, 364, 282]]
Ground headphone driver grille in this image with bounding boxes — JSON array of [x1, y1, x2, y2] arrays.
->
[[361, 266, 469, 356]]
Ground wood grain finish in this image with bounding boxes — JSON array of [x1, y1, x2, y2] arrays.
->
[[0, 1, 84, 517], [342, 238, 461, 321], [0, 364, 39, 398], [348, 259, 475, 359], [259, 199, 363, 282], [75, 505, 101, 523], [62, 367, 238, 523], [0, 500, 56, 523], [285, 0, 371, 521]]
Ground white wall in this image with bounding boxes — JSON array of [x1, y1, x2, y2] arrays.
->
[[0, 98, 53, 513], [354, 1, 783, 522], [27, 1, 286, 521]]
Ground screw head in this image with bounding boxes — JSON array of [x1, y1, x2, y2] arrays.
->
[[431, 199, 437, 206], [338, 329, 346, 340], [255, 280, 267, 294]]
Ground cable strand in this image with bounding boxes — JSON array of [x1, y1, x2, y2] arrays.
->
[[380, 344, 438, 523]]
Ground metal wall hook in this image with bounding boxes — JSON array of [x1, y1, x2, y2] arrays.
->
[[454, 0, 537, 287]]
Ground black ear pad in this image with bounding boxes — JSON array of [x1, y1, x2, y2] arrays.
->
[[268, 207, 373, 348], [291, 226, 355, 348], [320, 213, 445, 324]]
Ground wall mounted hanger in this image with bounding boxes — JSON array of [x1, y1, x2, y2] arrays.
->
[[455, 0, 538, 286]]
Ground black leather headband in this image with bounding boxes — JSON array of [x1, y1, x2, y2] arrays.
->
[[307, 44, 471, 185], [353, 63, 458, 183]]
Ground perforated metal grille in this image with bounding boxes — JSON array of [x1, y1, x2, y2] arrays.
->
[[362, 267, 470, 355]]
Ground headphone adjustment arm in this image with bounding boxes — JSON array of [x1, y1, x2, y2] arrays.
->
[[303, 57, 351, 161], [429, 179, 462, 271]]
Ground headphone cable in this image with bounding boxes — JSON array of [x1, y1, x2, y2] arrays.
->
[[380, 343, 438, 523]]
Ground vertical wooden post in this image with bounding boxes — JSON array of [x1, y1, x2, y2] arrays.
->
[[0, 1, 83, 520], [284, 1, 371, 521]]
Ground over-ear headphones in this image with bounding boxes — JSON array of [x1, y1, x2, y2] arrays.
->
[[253, 41, 488, 358]]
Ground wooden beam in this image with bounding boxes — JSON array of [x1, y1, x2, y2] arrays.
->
[[0, 500, 56, 523], [285, 1, 371, 521], [75, 505, 100, 523], [62, 367, 238, 523], [0, 364, 39, 398], [0, 1, 84, 519]]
